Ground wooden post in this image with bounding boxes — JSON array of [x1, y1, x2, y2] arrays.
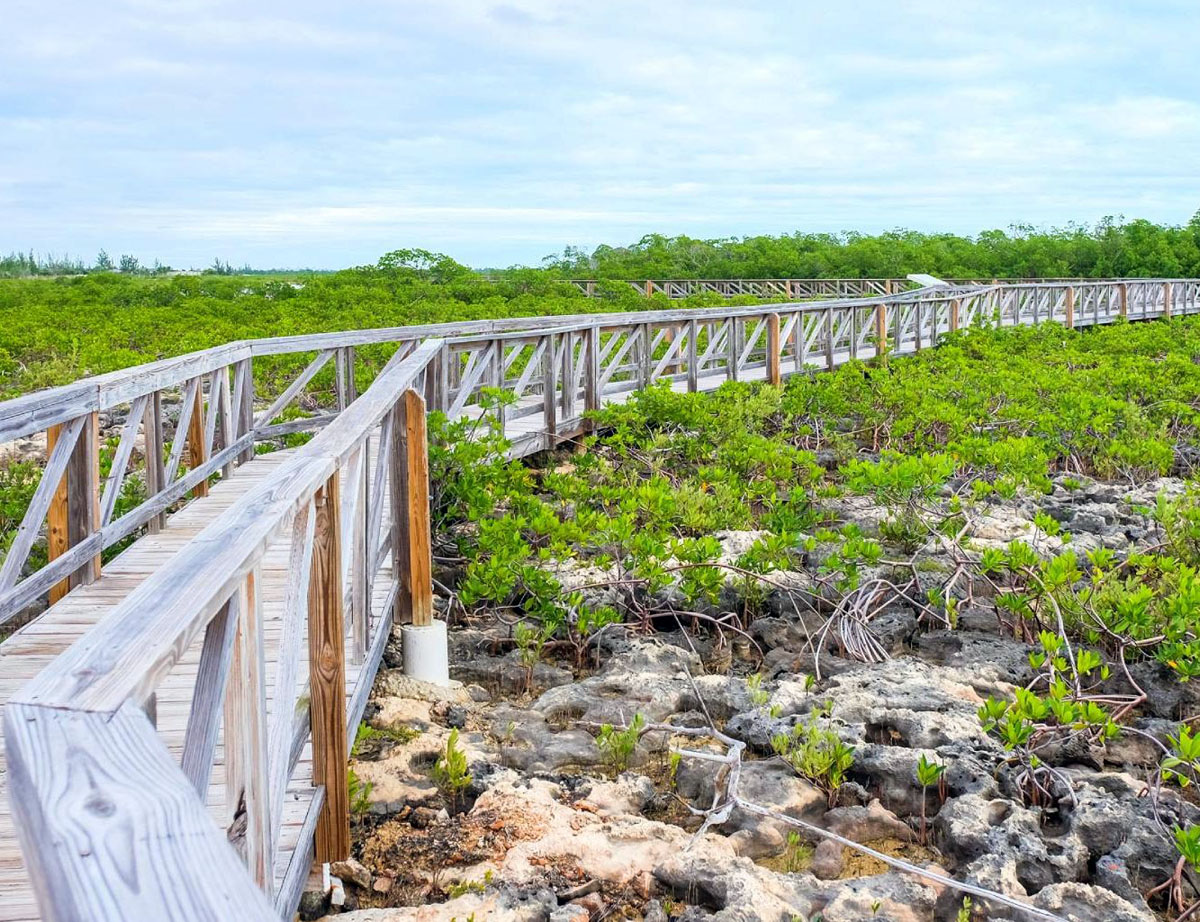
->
[[644, 280, 653, 298], [335, 347, 357, 411], [232, 357, 255, 465], [785, 279, 793, 300], [1164, 281, 1173, 319], [874, 303, 888, 359], [639, 324, 652, 389], [686, 319, 699, 392], [49, 410, 102, 596], [1119, 282, 1128, 318], [1065, 286, 1075, 329], [308, 474, 350, 863], [824, 309, 835, 369], [584, 327, 601, 420], [543, 334, 558, 448], [46, 425, 70, 604], [224, 570, 272, 887], [949, 299, 960, 333], [391, 390, 433, 627], [727, 319, 739, 381], [766, 313, 781, 386], [187, 382, 209, 498]]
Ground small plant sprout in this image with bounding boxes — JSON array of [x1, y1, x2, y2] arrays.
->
[[782, 830, 812, 873], [432, 728, 473, 806], [347, 768, 373, 817], [772, 707, 855, 807], [747, 672, 770, 709], [956, 896, 973, 922], [915, 754, 946, 843], [595, 713, 645, 775]]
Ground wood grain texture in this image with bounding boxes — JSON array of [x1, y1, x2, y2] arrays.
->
[[4, 701, 277, 922], [46, 424, 71, 605], [307, 476, 350, 863], [399, 390, 433, 628]]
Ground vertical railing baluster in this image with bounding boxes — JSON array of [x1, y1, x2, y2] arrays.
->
[[144, 391, 166, 532], [543, 333, 558, 448], [585, 327, 601, 419], [687, 319, 699, 392], [224, 568, 273, 890]]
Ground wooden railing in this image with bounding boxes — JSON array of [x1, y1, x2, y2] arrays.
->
[[3, 277, 1200, 921], [569, 277, 909, 299]]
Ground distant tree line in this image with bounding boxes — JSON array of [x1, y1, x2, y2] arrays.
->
[[5, 213, 1200, 281], [540, 215, 1200, 280]]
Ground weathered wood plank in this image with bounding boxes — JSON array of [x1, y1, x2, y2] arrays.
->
[[180, 596, 239, 798], [3, 701, 277, 921], [223, 569, 273, 889]]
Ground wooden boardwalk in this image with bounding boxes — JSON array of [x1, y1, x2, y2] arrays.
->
[[0, 446, 393, 921], [1, 279, 1198, 921]]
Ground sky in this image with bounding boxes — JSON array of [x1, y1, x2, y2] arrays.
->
[[3, 1, 1199, 270]]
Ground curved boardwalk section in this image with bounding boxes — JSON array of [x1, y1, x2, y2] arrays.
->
[[0, 279, 1197, 920]]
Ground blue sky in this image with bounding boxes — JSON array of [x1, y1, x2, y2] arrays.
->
[[3, 1, 1198, 269]]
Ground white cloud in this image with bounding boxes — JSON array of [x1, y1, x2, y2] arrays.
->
[[1, 0, 1198, 267]]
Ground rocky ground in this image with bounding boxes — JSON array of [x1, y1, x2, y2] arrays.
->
[[305, 475, 1200, 922]]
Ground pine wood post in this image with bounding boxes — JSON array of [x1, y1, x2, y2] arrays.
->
[[186, 382, 209, 499], [1065, 286, 1075, 329], [885, 279, 894, 295], [1164, 281, 1173, 319], [766, 313, 782, 386], [644, 280, 653, 297], [949, 299, 960, 332], [308, 474, 350, 863], [392, 390, 433, 627], [785, 279, 793, 300], [52, 411, 101, 592], [45, 424, 70, 604], [1119, 282, 1128, 318]]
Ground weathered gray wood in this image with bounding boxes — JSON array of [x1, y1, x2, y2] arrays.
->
[[165, 376, 202, 485], [66, 410, 101, 588], [0, 414, 84, 593], [180, 595, 239, 798], [99, 393, 149, 527], [272, 786, 325, 920], [269, 502, 315, 846], [223, 569, 273, 889], [14, 341, 442, 715], [4, 700, 277, 921], [144, 390, 167, 532], [253, 349, 334, 429]]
